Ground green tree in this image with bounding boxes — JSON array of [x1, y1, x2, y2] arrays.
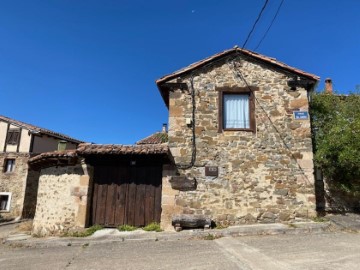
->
[[311, 92, 360, 192]]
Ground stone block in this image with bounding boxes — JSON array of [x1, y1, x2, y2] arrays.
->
[[274, 189, 289, 196], [169, 176, 197, 191], [170, 106, 184, 117], [172, 214, 212, 229], [79, 175, 90, 186], [278, 211, 291, 221], [76, 204, 87, 227], [162, 195, 175, 205], [290, 98, 308, 109]]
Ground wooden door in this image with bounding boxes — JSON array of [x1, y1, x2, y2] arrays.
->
[[91, 162, 162, 227]]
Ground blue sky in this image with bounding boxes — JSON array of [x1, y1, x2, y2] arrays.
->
[[1, 0, 359, 144]]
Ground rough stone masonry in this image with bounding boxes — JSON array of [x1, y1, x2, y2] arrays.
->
[[160, 52, 318, 228]]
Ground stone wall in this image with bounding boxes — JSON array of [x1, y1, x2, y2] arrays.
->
[[160, 164, 181, 230], [163, 55, 316, 228], [0, 153, 30, 219], [32, 163, 92, 236]]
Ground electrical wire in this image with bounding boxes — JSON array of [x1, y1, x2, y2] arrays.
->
[[231, 53, 312, 185], [242, 0, 270, 49], [176, 76, 197, 169], [254, 0, 285, 51]]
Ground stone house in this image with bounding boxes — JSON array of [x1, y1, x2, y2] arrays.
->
[[28, 47, 320, 235], [0, 115, 83, 220], [156, 48, 319, 228]]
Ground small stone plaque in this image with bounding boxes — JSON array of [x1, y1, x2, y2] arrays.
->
[[205, 166, 218, 177]]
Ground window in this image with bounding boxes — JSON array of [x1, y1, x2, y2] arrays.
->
[[58, 141, 67, 151], [223, 94, 250, 129], [4, 159, 15, 173], [218, 88, 256, 132], [6, 129, 20, 145], [0, 192, 12, 212]]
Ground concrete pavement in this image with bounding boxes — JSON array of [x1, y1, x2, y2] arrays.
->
[[327, 213, 360, 231], [1, 232, 360, 269]]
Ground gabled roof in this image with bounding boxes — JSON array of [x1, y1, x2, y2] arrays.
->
[[156, 47, 320, 106], [0, 115, 84, 144], [136, 131, 168, 145]]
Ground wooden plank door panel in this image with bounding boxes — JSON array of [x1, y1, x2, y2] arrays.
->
[[114, 183, 127, 225], [134, 166, 146, 227], [154, 166, 162, 223], [126, 182, 137, 226], [104, 183, 116, 226], [91, 162, 162, 227]]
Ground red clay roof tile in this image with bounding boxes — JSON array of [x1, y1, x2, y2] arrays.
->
[[76, 143, 169, 155], [136, 132, 168, 145]]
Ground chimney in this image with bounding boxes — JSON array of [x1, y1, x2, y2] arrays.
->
[[162, 123, 167, 133], [325, 78, 333, 94]]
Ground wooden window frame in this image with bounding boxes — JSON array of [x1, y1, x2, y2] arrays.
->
[[6, 129, 20, 145], [218, 87, 256, 133]]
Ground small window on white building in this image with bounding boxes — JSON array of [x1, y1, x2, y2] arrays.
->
[[0, 192, 12, 212], [4, 159, 15, 173]]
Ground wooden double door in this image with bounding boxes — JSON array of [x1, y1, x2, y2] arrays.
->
[[91, 161, 162, 227]]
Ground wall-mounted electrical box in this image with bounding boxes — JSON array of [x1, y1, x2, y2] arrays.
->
[[186, 118, 192, 126]]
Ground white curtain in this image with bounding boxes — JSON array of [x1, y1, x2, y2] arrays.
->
[[224, 94, 250, 129], [6, 160, 14, 173]]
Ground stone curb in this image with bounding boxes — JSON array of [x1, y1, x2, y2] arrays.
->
[[0, 218, 30, 227], [2, 222, 331, 248]]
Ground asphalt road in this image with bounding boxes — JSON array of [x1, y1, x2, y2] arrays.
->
[[1, 232, 359, 270]]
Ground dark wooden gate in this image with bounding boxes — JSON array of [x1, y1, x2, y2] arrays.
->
[[91, 162, 162, 227]]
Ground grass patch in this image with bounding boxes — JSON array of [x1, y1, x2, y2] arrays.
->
[[203, 233, 222, 240], [215, 224, 229, 230], [312, 216, 329, 223], [142, 222, 162, 232], [64, 225, 103, 237], [288, 223, 298, 228], [118, 224, 137, 231]]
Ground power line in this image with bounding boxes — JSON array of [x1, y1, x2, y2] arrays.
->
[[230, 54, 312, 185], [254, 0, 285, 51], [242, 0, 270, 49]]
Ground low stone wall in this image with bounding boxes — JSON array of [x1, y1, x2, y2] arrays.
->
[[0, 153, 30, 219], [32, 164, 91, 236]]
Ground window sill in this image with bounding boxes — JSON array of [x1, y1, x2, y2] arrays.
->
[[222, 128, 254, 132]]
